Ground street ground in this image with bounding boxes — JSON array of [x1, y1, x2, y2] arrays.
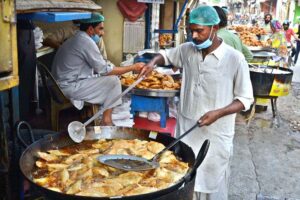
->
[[229, 63, 300, 200]]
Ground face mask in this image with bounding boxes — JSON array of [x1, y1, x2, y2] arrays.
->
[[91, 34, 100, 43], [192, 26, 214, 50]]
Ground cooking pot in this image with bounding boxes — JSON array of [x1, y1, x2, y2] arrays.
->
[[249, 65, 293, 97], [19, 126, 209, 200]]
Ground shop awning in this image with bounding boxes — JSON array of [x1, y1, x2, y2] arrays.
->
[[16, 0, 102, 13]]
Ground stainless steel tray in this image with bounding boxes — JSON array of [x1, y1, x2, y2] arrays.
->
[[252, 51, 276, 58], [122, 85, 180, 97], [247, 46, 272, 52]]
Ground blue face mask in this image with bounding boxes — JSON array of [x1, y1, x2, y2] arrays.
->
[[192, 26, 215, 50], [91, 34, 100, 43]]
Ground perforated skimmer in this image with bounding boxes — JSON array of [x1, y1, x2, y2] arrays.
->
[[97, 123, 199, 171]]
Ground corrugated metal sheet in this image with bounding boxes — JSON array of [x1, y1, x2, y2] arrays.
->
[[123, 19, 145, 53], [16, 0, 102, 13]]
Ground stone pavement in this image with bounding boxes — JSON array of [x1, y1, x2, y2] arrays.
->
[[229, 63, 300, 200]]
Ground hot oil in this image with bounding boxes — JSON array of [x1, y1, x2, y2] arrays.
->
[[31, 139, 189, 196]]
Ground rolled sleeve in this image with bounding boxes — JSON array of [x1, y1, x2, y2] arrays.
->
[[83, 42, 113, 75], [160, 44, 185, 68], [233, 58, 254, 111], [100, 60, 115, 75], [159, 50, 170, 66]]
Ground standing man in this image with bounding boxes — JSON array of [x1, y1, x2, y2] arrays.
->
[[262, 13, 272, 34], [294, 21, 300, 64], [282, 20, 300, 64], [52, 13, 144, 125], [283, 20, 298, 46], [213, 6, 253, 62], [139, 5, 253, 199]]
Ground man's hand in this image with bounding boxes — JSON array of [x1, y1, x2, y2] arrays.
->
[[198, 110, 222, 127], [197, 100, 245, 127], [132, 62, 145, 73], [138, 63, 155, 78], [137, 54, 165, 78]]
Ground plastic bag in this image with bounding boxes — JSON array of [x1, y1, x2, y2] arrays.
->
[[33, 27, 43, 49], [147, 112, 161, 122]]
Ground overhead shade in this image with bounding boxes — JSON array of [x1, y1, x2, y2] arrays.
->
[[16, 0, 102, 13]]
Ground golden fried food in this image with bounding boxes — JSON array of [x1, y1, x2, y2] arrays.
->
[[229, 25, 270, 47], [32, 139, 189, 197], [121, 71, 181, 90], [159, 34, 172, 46]]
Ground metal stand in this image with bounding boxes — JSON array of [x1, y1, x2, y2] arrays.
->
[[130, 95, 169, 128], [34, 47, 54, 115], [246, 96, 280, 127]]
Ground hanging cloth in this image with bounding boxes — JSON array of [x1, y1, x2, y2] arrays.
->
[[117, 0, 147, 22]]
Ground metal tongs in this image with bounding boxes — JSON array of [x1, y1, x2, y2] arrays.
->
[[97, 123, 200, 171], [68, 75, 146, 143]]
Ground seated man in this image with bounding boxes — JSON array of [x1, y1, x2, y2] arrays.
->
[[43, 19, 107, 59], [52, 13, 144, 125]]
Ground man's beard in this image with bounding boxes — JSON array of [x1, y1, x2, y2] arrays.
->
[[265, 20, 270, 24]]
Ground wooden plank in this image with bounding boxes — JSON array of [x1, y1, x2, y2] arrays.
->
[[16, 0, 101, 12], [17, 8, 96, 14], [0, 76, 19, 91], [17, 12, 91, 22]]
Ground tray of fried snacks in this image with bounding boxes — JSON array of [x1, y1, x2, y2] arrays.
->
[[121, 71, 181, 97]]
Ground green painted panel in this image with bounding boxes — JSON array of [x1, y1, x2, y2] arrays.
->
[[294, 4, 300, 23]]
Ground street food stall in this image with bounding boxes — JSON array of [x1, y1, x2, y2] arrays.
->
[[18, 126, 209, 200], [230, 24, 294, 125], [2, 0, 191, 199]]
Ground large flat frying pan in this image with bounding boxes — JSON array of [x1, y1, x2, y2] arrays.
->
[[19, 126, 209, 200]]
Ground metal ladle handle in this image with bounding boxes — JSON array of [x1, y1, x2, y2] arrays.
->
[[80, 75, 146, 128], [81, 64, 158, 128], [151, 122, 199, 162]]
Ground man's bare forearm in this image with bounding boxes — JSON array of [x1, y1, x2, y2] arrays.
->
[[217, 99, 245, 118], [198, 100, 245, 126], [106, 66, 135, 76]]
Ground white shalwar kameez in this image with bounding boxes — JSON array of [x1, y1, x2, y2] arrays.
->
[[52, 31, 121, 110], [160, 41, 253, 199]]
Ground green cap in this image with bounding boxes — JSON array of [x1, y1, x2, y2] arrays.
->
[[80, 12, 105, 24], [189, 5, 220, 26]]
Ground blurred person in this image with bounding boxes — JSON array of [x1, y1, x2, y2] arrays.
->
[[213, 6, 253, 61], [262, 13, 272, 34], [269, 20, 286, 49], [282, 20, 300, 64], [294, 21, 300, 64], [139, 5, 254, 200], [282, 20, 299, 46]]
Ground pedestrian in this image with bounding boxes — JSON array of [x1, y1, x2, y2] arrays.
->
[[262, 13, 272, 34], [260, 13, 273, 41], [293, 21, 300, 65], [213, 6, 253, 62], [139, 5, 254, 200]]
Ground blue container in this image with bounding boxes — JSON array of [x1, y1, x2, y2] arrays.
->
[[134, 53, 172, 68]]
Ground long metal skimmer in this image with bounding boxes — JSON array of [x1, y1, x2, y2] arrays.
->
[[97, 123, 199, 171], [68, 75, 146, 143]]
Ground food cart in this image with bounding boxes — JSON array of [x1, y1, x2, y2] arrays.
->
[[230, 25, 294, 126]]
